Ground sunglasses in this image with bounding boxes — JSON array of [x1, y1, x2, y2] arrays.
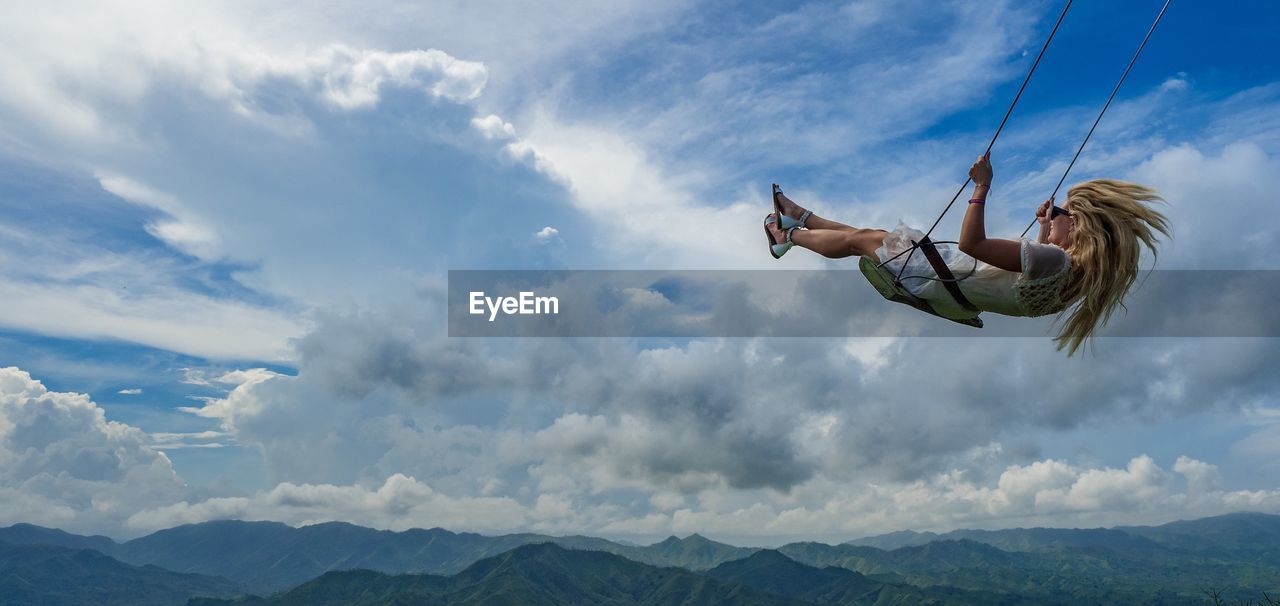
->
[[1050, 205, 1073, 219]]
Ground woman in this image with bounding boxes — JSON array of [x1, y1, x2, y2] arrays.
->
[[764, 153, 1171, 355]]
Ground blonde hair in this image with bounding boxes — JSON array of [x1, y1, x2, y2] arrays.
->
[[1053, 179, 1171, 356]]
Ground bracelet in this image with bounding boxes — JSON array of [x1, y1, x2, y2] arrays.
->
[[968, 198, 985, 204]]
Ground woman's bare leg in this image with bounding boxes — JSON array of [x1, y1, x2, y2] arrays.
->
[[767, 218, 888, 259], [775, 190, 859, 231], [772, 190, 888, 258], [792, 228, 888, 259]]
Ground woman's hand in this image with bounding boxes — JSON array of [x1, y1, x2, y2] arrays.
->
[[968, 152, 993, 186], [1035, 197, 1054, 225]]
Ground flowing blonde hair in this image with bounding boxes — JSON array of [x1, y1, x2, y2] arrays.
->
[[1053, 179, 1171, 356]]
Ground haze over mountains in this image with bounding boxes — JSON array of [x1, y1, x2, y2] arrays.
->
[[1, 512, 1276, 605]]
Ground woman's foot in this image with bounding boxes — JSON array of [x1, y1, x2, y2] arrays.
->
[[768, 187, 808, 224], [764, 213, 796, 258], [766, 213, 788, 243]]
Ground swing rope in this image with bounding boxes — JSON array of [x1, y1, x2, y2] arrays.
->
[[1019, 0, 1174, 237], [885, 0, 1073, 282]]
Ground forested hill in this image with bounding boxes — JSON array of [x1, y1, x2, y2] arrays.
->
[[1, 512, 1276, 605]]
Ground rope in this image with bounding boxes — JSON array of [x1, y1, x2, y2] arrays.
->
[[885, 0, 1073, 282], [1019, 0, 1173, 237]]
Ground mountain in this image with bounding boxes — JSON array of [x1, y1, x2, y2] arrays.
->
[[61, 520, 622, 594], [783, 536, 1280, 605], [708, 550, 879, 599], [190, 542, 797, 606], [623, 532, 759, 570], [1119, 511, 1280, 556], [0, 540, 243, 606], [848, 526, 1162, 553], [0, 522, 118, 553], [5, 512, 1279, 604], [0, 519, 758, 594], [846, 512, 1280, 554], [708, 549, 1045, 606], [778, 539, 1032, 586], [844, 530, 941, 551]]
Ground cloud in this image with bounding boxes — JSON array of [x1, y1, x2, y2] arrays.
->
[[0, 163, 309, 363], [472, 114, 517, 140], [0, 276, 304, 363], [0, 367, 187, 535], [127, 473, 529, 534], [149, 430, 228, 450], [117, 388, 143, 395], [4, 358, 1279, 542], [534, 226, 559, 242], [120, 451, 1280, 543], [298, 46, 487, 109], [176, 304, 1280, 530], [96, 172, 221, 260], [1231, 406, 1280, 469], [634, 454, 1280, 542], [1131, 141, 1280, 268]]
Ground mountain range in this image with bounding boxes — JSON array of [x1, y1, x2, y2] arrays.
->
[[0, 512, 1276, 605]]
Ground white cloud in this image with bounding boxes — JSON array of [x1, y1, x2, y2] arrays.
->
[[1131, 141, 1280, 268], [472, 114, 517, 140], [534, 226, 559, 242], [302, 46, 486, 109], [517, 111, 769, 268], [149, 430, 229, 450], [0, 277, 303, 363], [127, 473, 530, 534], [1231, 406, 1280, 465], [163, 304, 1280, 541], [4, 360, 1278, 542], [0, 367, 187, 535], [595, 455, 1280, 542], [98, 172, 223, 260], [119, 450, 1280, 543], [117, 388, 143, 395]]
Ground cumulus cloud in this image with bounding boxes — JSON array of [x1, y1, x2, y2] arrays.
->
[[127, 473, 529, 534], [472, 114, 517, 140], [3, 358, 1277, 542], [300, 46, 486, 109], [171, 303, 1280, 539], [534, 226, 559, 242], [0, 367, 187, 535], [119, 451, 1280, 543], [607, 454, 1280, 542], [1131, 141, 1280, 268]]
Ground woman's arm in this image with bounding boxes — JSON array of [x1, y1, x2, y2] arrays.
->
[[1034, 198, 1052, 244], [957, 153, 1022, 272]]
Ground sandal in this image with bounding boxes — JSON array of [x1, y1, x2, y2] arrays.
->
[[764, 214, 799, 259], [772, 183, 811, 230]]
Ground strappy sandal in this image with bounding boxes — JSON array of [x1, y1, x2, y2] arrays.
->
[[764, 214, 800, 259], [772, 183, 811, 230]]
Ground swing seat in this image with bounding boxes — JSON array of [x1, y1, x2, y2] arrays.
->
[[858, 256, 984, 328]]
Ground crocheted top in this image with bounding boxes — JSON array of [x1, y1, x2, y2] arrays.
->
[[1012, 239, 1071, 317]]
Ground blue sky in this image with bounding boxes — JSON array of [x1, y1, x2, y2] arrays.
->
[[2, 0, 1279, 543]]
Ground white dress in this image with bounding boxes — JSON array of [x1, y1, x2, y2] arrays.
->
[[869, 222, 1071, 319]]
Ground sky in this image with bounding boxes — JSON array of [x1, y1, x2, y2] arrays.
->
[[1, 0, 1280, 545]]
